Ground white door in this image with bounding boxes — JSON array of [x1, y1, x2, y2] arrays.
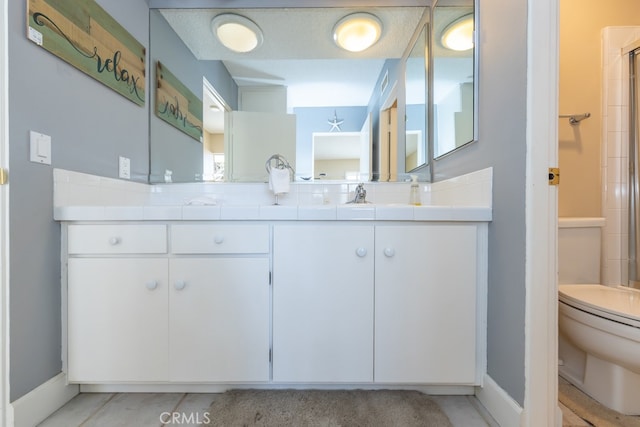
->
[[169, 258, 270, 382], [226, 111, 296, 182], [378, 104, 398, 182], [360, 113, 372, 180], [525, 1, 559, 425], [272, 225, 374, 383], [0, 0, 9, 421]]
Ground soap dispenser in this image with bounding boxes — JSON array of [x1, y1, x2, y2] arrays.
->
[[409, 175, 421, 206]]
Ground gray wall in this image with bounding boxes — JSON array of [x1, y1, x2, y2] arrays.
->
[[8, 0, 149, 401], [431, 0, 528, 404]]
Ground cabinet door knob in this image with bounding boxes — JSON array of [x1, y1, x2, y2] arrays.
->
[[214, 235, 224, 244], [145, 281, 158, 290], [356, 247, 367, 257], [109, 237, 121, 245], [384, 247, 395, 258], [174, 281, 187, 291]]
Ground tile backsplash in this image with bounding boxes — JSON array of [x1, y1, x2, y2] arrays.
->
[[54, 167, 492, 209]]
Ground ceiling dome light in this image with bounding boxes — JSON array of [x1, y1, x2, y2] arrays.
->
[[211, 14, 263, 53], [333, 13, 382, 53], [441, 14, 474, 51]]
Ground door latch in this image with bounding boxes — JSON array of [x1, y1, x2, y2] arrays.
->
[[549, 168, 560, 186]]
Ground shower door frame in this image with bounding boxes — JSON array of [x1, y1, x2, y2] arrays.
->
[[628, 42, 640, 289]]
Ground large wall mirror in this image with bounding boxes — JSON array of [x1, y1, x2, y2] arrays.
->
[[150, 6, 429, 182], [148, 6, 431, 183], [432, 0, 476, 159]]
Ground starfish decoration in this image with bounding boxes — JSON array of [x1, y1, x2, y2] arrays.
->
[[328, 110, 344, 132]]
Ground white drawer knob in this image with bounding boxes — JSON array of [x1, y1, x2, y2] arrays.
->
[[145, 281, 158, 290], [384, 248, 395, 258], [356, 247, 367, 257], [174, 281, 186, 291], [214, 235, 224, 244], [109, 237, 121, 245]]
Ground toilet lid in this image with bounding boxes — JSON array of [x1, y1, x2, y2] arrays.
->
[[559, 284, 640, 328]]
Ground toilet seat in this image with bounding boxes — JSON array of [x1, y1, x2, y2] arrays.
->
[[559, 284, 640, 329]]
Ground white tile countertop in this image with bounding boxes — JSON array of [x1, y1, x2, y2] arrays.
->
[[53, 167, 493, 222], [53, 204, 492, 222]]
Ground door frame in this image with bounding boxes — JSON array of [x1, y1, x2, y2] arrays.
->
[[0, 0, 11, 424], [524, 0, 560, 425]]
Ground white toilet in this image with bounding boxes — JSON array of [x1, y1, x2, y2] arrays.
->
[[558, 217, 640, 415]]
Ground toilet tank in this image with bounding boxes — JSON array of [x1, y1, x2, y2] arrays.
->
[[558, 217, 605, 284]]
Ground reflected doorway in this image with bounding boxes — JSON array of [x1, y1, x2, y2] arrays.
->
[[379, 100, 398, 182], [202, 78, 230, 182]]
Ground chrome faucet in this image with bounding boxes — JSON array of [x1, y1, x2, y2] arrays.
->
[[351, 183, 367, 204]]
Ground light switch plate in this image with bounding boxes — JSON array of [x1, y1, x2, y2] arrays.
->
[[30, 131, 51, 165], [119, 156, 131, 179]]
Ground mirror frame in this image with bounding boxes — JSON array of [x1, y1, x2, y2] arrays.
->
[[403, 23, 429, 174]]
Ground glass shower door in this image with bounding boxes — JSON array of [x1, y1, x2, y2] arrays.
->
[[629, 47, 640, 288]]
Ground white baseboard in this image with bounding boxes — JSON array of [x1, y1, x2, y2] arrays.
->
[[12, 373, 79, 427], [476, 374, 523, 427], [80, 383, 476, 395]]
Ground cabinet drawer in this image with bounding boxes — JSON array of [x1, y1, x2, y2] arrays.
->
[[68, 224, 167, 254], [171, 224, 269, 254]]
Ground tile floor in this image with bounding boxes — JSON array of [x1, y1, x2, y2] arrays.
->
[[38, 392, 499, 427]]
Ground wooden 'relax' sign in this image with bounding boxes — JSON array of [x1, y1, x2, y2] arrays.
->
[[27, 0, 146, 106], [155, 62, 203, 142]]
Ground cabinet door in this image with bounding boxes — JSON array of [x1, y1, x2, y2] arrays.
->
[[67, 258, 169, 382], [273, 225, 374, 382], [375, 225, 477, 383], [169, 257, 270, 382]]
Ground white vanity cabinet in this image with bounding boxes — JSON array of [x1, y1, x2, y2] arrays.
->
[[63, 218, 486, 387], [272, 224, 375, 382], [272, 222, 484, 385], [374, 224, 479, 383], [66, 225, 169, 382], [65, 223, 270, 384], [168, 224, 270, 382]]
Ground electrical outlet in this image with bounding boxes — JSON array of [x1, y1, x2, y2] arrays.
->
[[119, 156, 131, 179]]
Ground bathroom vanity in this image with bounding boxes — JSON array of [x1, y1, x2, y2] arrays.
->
[[55, 168, 491, 392]]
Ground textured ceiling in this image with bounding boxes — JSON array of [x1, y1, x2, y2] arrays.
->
[[159, 8, 426, 60], [160, 7, 426, 118]]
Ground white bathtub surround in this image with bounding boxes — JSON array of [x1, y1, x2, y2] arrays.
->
[[53, 167, 492, 221], [601, 27, 640, 286]]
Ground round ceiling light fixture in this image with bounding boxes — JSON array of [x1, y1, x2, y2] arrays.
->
[[211, 13, 263, 53], [333, 12, 383, 53], [441, 14, 474, 51]]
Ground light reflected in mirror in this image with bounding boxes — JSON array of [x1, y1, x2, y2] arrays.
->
[[405, 25, 428, 172], [432, 2, 475, 159], [149, 7, 429, 183]]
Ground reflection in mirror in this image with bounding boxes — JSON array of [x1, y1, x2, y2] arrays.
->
[[202, 79, 230, 182], [149, 9, 239, 183], [432, 1, 475, 159], [405, 25, 428, 172], [149, 7, 429, 183]]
